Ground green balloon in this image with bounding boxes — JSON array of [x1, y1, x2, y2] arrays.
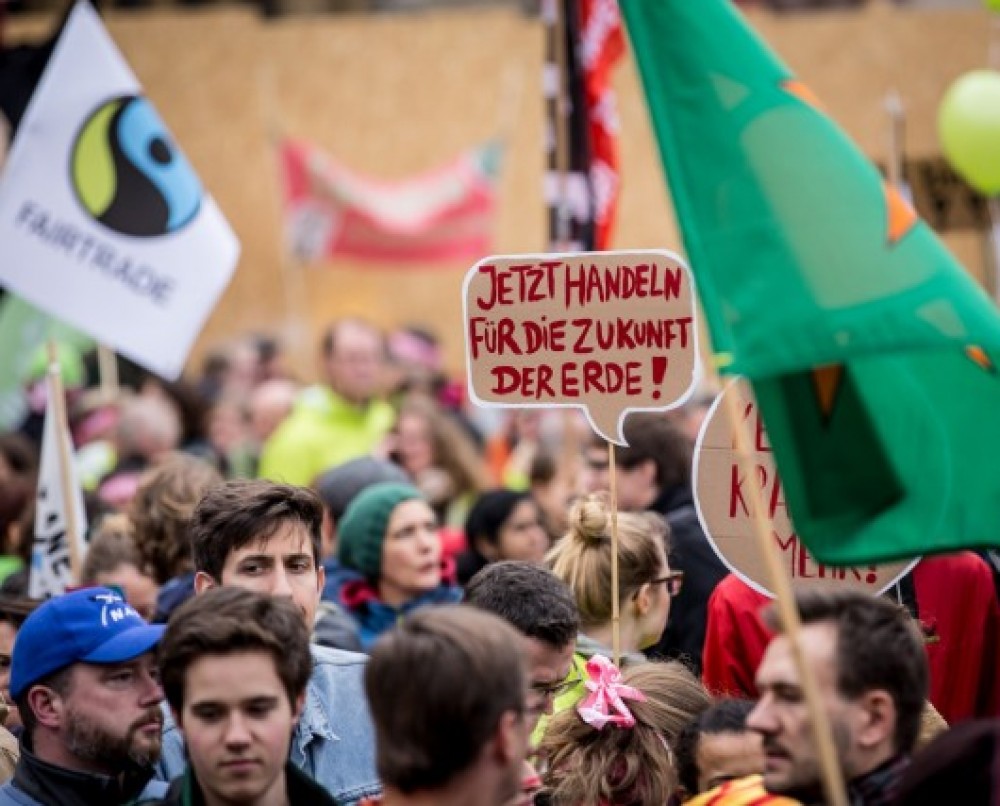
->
[[938, 70, 1000, 196]]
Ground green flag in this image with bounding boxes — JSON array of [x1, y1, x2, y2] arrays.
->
[[0, 295, 93, 429], [622, 0, 1000, 564]]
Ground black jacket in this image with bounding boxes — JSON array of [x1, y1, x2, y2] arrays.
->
[[645, 483, 729, 676], [155, 762, 340, 806], [0, 741, 166, 806]]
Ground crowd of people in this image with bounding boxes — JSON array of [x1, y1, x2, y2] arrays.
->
[[0, 315, 998, 805]]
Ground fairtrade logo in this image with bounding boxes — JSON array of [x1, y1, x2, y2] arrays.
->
[[71, 95, 201, 237]]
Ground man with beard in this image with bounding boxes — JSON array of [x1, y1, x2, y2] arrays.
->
[[0, 587, 167, 805], [747, 589, 928, 805]]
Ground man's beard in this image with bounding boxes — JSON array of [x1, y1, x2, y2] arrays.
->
[[764, 716, 853, 797], [65, 707, 163, 770]]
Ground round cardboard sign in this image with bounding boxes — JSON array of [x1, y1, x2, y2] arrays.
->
[[692, 378, 918, 598]]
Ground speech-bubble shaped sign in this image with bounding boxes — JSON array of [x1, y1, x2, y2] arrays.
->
[[463, 251, 699, 444], [693, 378, 918, 597]]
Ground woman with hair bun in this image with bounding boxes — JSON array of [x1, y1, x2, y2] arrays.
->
[[548, 493, 681, 670]]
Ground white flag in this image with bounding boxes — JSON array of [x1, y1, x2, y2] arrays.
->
[[29, 394, 89, 599], [0, 1, 239, 380]]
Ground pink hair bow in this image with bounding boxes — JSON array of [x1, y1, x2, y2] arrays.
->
[[576, 654, 647, 730]]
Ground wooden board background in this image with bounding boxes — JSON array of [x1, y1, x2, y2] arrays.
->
[[5, 2, 994, 379]]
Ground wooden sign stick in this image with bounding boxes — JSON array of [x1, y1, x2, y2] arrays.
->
[[46, 340, 83, 586], [607, 440, 621, 667], [720, 385, 848, 806]]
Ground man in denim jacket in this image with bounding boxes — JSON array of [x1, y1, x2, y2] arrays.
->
[[155, 479, 381, 805]]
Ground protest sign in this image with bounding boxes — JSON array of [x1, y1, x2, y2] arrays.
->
[[463, 250, 698, 444], [693, 378, 918, 596], [0, 1, 239, 380]]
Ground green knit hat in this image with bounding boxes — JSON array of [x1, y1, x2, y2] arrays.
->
[[338, 482, 423, 580]]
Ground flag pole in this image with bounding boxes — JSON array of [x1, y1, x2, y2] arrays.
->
[[551, 0, 572, 249], [720, 380, 848, 806], [97, 343, 118, 398], [984, 18, 1000, 303], [987, 199, 1000, 304], [607, 440, 621, 667], [259, 63, 313, 383], [884, 89, 905, 193], [45, 339, 83, 585], [548, 0, 585, 559]]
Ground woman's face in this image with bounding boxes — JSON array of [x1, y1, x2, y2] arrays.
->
[[639, 546, 673, 650], [497, 499, 549, 564], [395, 414, 435, 476], [379, 499, 442, 606]]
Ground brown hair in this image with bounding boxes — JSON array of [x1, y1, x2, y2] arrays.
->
[[81, 514, 143, 583], [762, 588, 928, 755], [159, 587, 312, 714], [129, 453, 223, 583], [396, 393, 492, 500], [593, 413, 692, 491], [546, 494, 668, 629], [539, 660, 712, 805], [190, 479, 323, 582], [365, 605, 527, 794]]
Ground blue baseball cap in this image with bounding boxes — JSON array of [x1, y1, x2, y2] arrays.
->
[[10, 587, 165, 699]]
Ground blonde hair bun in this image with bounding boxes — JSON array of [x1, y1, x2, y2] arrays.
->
[[569, 494, 610, 544]]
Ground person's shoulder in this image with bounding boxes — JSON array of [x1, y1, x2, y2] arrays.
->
[[130, 776, 181, 806], [310, 643, 369, 668], [0, 782, 41, 806]]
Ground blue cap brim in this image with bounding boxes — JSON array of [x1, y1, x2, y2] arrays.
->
[[81, 624, 165, 664]]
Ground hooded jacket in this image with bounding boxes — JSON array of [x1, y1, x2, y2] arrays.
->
[[325, 559, 462, 651]]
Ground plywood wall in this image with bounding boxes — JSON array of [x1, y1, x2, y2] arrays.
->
[[5, 2, 993, 378]]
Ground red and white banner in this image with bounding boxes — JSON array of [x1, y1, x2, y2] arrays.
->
[[280, 138, 500, 265], [542, 0, 623, 252], [580, 0, 624, 251]]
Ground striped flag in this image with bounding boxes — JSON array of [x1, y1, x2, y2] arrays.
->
[[279, 137, 501, 265], [543, 0, 623, 251]]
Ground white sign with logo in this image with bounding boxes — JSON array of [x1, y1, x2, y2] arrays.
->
[[0, 1, 239, 380]]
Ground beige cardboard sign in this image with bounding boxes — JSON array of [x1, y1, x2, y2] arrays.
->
[[463, 251, 698, 444], [693, 379, 918, 597]]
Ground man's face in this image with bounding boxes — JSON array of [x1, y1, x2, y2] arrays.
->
[[199, 522, 325, 629], [581, 448, 655, 511], [522, 636, 575, 732], [581, 447, 610, 496], [324, 322, 384, 405], [178, 650, 302, 805], [695, 730, 764, 793], [94, 563, 159, 622], [747, 623, 857, 796], [57, 653, 164, 774]]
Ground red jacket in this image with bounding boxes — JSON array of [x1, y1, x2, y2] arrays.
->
[[702, 552, 1000, 724]]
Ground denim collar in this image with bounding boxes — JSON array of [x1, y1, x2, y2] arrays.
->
[[291, 649, 339, 764]]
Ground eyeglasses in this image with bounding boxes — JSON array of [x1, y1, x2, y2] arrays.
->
[[530, 668, 582, 702], [649, 571, 684, 597]]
